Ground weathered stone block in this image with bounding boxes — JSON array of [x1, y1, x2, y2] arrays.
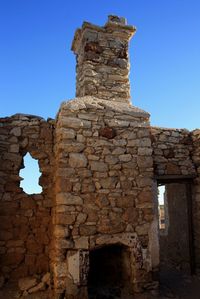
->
[[135, 223, 150, 236], [56, 193, 83, 205], [88, 154, 100, 161], [81, 182, 95, 193], [90, 161, 108, 172], [76, 213, 87, 224], [99, 127, 116, 139], [18, 277, 37, 291], [166, 162, 181, 174], [74, 237, 89, 249], [10, 127, 21, 136], [112, 147, 126, 155], [97, 219, 126, 234], [137, 156, 153, 168], [79, 225, 97, 235], [105, 155, 119, 165], [54, 213, 76, 225], [78, 113, 98, 121], [28, 281, 46, 293], [116, 196, 135, 208], [61, 142, 85, 152], [9, 144, 19, 153], [61, 116, 91, 128], [128, 138, 151, 147], [57, 128, 76, 139], [99, 177, 118, 189], [138, 147, 152, 156], [69, 153, 87, 168], [119, 154, 132, 162], [54, 225, 69, 238]]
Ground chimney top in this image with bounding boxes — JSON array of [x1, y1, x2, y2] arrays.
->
[[71, 16, 136, 103], [72, 16, 136, 55], [107, 15, 127, 25]]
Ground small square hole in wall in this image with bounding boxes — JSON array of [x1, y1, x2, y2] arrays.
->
[[19, 153, 42, 194]]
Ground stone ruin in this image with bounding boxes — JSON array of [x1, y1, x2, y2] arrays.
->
[[0, 15, 200, 299]]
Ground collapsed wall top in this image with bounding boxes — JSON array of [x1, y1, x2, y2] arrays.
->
[[72, 15, 136, 103]]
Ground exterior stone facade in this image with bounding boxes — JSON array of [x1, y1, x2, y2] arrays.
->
[[52, 97, 154, 298], [0, 15, 200, 299], [0, 114, 54, 281]]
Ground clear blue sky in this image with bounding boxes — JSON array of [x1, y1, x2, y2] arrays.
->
[[1, 0, 200, 130]]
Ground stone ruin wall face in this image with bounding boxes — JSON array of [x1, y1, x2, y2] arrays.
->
[[52, 97, 154, 297], [151, 127, 197, 272], [0, 114, 54, 281], [151, 126, 200, 275], [151, 127, 196, 177], [0, 15, 200, 299], [51, 16, 157, 298], [51, 109, 200, 298]]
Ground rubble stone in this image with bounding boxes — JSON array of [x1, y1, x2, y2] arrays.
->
[[18, 277, 37, 291]]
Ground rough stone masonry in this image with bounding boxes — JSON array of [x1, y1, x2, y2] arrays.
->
[[0, 15, 200, 299]]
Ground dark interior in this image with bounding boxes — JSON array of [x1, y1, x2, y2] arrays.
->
[[88, 244, 125, 299], [159, 183, 192, 274]]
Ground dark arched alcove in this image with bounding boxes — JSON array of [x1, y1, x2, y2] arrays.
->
[[88, 244, 133, 299]]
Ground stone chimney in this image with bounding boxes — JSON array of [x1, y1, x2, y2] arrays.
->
[[71, 16, 136, 103]]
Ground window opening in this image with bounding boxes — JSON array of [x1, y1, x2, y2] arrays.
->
[[20, 153, 42, 194], [158, 185, 166, 230]]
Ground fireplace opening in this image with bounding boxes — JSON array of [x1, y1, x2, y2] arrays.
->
[[88, 244, 133, 299]]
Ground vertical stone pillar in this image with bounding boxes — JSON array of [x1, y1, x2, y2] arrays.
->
[[71, 15, 136, 103]]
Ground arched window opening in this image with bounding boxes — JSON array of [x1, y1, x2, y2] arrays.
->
[[20, 153, 42, 194]]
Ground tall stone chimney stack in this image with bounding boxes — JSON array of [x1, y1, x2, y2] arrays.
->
[[71, 16, 136, 103]]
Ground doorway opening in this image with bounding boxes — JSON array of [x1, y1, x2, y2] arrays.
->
[[88, 244, 133, 299], [157, 180, 194, 275]]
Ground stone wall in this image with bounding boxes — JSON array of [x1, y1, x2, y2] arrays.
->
[[191, 130, 200, 273], [0, 114, 54, 281], [151, 127, 199, 273], [151, 127, 196, 176], [51, 96, 156, 298]]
